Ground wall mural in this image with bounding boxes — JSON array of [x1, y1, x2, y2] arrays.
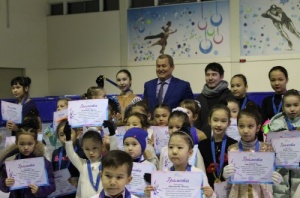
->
[[127, 1, 230, 62], [240, 0, 300, 56]]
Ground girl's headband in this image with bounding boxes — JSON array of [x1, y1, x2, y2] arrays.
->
[[172, 107, 188, 115], [172, 131, 194, 146]]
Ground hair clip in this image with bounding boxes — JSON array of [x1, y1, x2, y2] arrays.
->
[[172, 107, 188, 114], [195, 100, 201, 108]]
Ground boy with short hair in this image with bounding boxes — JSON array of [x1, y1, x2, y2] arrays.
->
[[90, 150, 138, 198]]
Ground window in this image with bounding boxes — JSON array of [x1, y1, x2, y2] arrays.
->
[[67, 0, 99, 14], [104, 0, 119, 11], [50, 3, 64, 15], [132, 0, 154, 8]]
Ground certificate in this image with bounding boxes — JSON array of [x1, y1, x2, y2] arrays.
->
[[126, 162, 155, 196], [116, 126, 127, 135], [5, 157, 49, 190], [53, 109, 68, 131], [272, 137, 300, 168], [1, 101, 22, 124], [116, 134, 124, 150], [48, 169, 77, 197], [228, 151, 275, 184], [214, 181, 231, 198], [226, 118, 240, 141], [151, 171, 203, 198], [68, 99, 108, 128], [151, 126, 169, 155], [161, 145, 198, 171], [265, 131, 300, 143]]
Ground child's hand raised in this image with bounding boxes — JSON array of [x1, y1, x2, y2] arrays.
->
[[144, 185, 154, 198], [29, 184, 39, 195], [68, 177, 79, 187], [202, 186, 214, 198], [5, 178, 15, 187], [6, 121, 18, 131], [103, 120, 115, 136], [63, 121, 72, 141]]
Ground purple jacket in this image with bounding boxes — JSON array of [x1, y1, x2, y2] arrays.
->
[[0, 143, 55, 198]]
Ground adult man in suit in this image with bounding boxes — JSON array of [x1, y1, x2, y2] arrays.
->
[[143, 54, 194, 114]]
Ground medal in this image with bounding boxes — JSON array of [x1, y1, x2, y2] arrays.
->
[[214, 178, 221, 183]]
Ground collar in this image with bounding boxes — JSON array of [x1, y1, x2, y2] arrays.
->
[[103, 190, 125, 198], [157, 76, 172, 84]]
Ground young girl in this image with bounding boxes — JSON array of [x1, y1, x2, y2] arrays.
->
[[226, 98, 241, 141], [145, 129, 216, 198], [82, 86, 107, 99], [269, 89, 300, 131], [230, 74, 261, 111], [116, 69, 142, 120], [44, 98, 71, 148], [6, 76, 41, 136], [0, 127, 55, 197], [268, 89, 300, 197], [223, 108, 283, 197], [159, 108, 206, 172], [52, 120, 86, 198], [198, 104, 237, 188], [180, 99, 207, 143], [261, 66, 289, 123], [64, 123, 103, 198], [125, 112, 159, 168], [152, 104, 171, 126]]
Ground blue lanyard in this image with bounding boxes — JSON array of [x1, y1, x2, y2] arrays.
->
[[272, 95, 282, 114], [99, 188, 131, 198], [59, 146, 77, 170], [170, 164, 191, 171], [238, 140, 260, 152], [87, 160, 101, 192], [241, 97, 248, 110], [211, 136, 227, 176], [285, 117, 296, 131], [20, 95, 28, 106]]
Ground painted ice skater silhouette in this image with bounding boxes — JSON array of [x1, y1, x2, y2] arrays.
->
[[144, 21, 177, 54], [262, 4, 300, 49]]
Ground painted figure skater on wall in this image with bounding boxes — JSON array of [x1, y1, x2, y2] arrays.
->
[[144, 21, 177, 54], [262, 4, 300, 49]]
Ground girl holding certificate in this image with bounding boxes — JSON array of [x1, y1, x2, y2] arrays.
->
[[223, 108, 283, 197], [52, 119, 86, 198], [6, 76, 41, 136], [0, 126, 55, 197], [199, 104, 237, 188], [145, 128, 216, 198], [268, 89, 300, 197]]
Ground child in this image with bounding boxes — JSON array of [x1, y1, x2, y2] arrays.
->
[[45, 98, 71, 148], [261, 66, 289, 123], [152, 104, 171, 126], [64, 122, 103, 198], [226, 98, 241, 141], [124, 112, 159, 169], [0, 127, 55, 197], [159, 108, 206, 172], [230, 74, 261, 111], [198, 104, 237, 188], [145, 129, 216, 198], [180, 99, 207, 143], [123, 128, 157, 169], [268, 89, 300, 197], [223, 108, 283, 197], [90, 150, 139, 198], [269, 89, 300, 131], [6, 76, 41, 136], [52, 120, 86, 198], [83, 86, 107, 99]]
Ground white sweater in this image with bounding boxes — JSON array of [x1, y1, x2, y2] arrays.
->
[[66, 141, 103, 198]]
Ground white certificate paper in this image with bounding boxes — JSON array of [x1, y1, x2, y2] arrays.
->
[[53, 109, 68, 131], [265, 131, 300, 143], [214, 181, 231, 198], [228, 151, 275, 184], [162, 145, 198, 171], [126, 162, 155, 196], [151, 126, 169, 155], [48, 169, 77, 197], [68, 99, 108, 128], [226, 118, 240, 141], [5, 157, 49, 190], [272, 137, 300, 168], [1, 101, 22, 124], [151, 171, 203, 198]]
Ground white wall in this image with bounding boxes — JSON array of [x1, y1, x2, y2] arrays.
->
[[0, 0, 48, 97], [46, 0, 300, 96]]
